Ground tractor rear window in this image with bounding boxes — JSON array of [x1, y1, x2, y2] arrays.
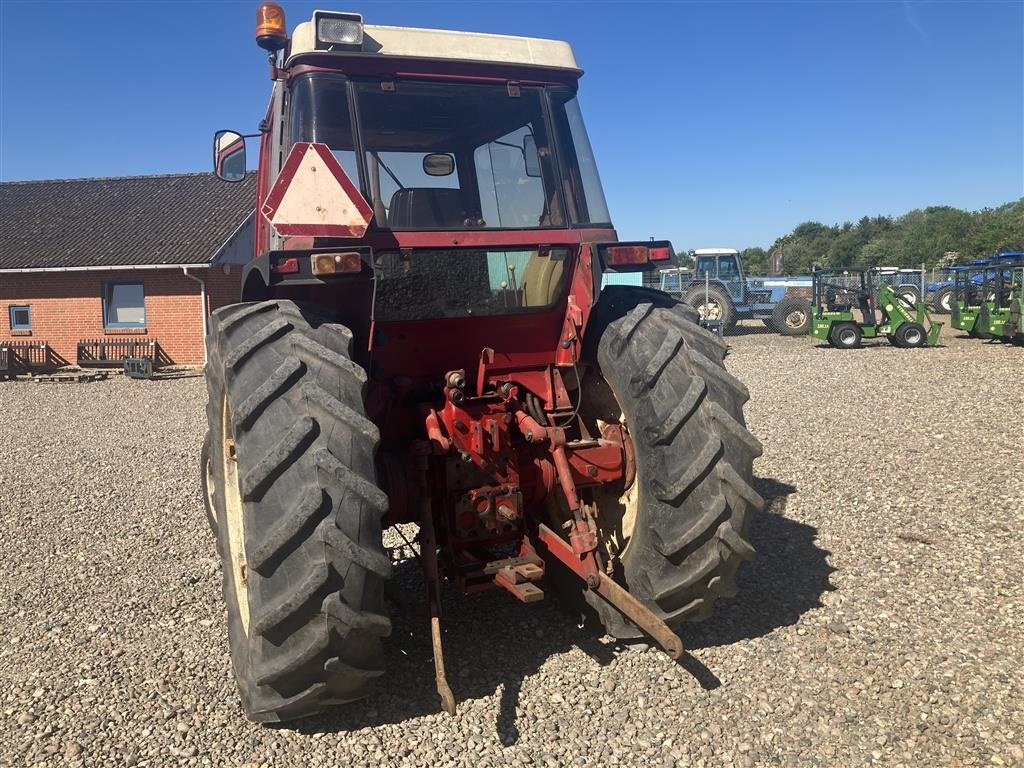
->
[[287, 74, 613, 231], [373, 247, 570, 321], [354, 80, 563, 230]]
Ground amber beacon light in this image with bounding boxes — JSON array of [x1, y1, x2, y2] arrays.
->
[[256, 2, 288, 51]]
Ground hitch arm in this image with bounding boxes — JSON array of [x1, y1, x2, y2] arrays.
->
[[414, 456, 456, 715], [537, 523, 684, 660]]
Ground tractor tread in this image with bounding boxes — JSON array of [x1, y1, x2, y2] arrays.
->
[[291, 333, 367, 384], [217, 299, 281, 335], [717, 519, 757, 560], [324, 656, 387, 679], [651, 541, 724, 603], [314, 450, 390, 511], [580, 287, 758, 640], [644, 376, 707, 446], [637, 328, 683, 392], [234, 356, 304, 431], [225, 317, 292, 371], [687, 347, 750, 403], [301, 381, 379, 441], [655, 494, 729, 558], [720, 463, 766, 513], [652, 435, 723, 505], [316, 518, 393, 579], [240, 416, 317, 501], [251, 560, 329, 636], [254, 618, 332, 686], [615, 302, 655, 354], [321, 594, 392, 637], [205, 299, 388, 723], [709, 401, 764, 459], [660, 597, 706, 624], [248, 486, 326, 575]]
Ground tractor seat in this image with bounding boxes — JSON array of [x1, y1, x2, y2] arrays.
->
[[520, 252, 566, 307], [388, 188, 466, 229]]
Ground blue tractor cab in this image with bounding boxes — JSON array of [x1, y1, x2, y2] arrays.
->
[[928, 252, 1024, 314]]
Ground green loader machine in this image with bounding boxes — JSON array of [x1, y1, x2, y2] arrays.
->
[[951, 265, 996, 338], [1003, 263, 1024, 345], [976, 260, 1024, 342], [811, 267, 942, 349]]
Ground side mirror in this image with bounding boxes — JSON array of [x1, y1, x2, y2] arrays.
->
[[423, 153, 455, 176], [214, 130, 246, 182], [523, 135, 541, 178]]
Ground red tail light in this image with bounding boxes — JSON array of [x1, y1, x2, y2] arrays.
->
[[649, 246, 672, 261], [605, 245, 649, 266], [598, 240, 675, 270]]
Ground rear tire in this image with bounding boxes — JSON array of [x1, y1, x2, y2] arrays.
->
[[684, 285, 737, 333], [201, 434, 218, 536], [204, 299, 391, 723], [575, 292, 762, 638], [897, 285, 921, 305], [828, 322, 862, 349], [930, 287, 954, 314], [593, 286, 727, 363], [770, 297, 812, 336]]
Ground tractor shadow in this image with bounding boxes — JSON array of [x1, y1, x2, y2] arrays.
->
[[290, 476, 832, 741], [684, 477, 835, 650]]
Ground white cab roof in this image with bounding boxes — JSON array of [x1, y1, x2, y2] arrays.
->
[[693, 248, 739, 256], [289, 18, 579, 71]]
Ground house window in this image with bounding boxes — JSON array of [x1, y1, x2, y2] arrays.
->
[[9, 305, 31, 331], [104, 282, 146, 328]]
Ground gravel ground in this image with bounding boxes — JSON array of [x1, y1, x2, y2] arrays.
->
[[1, 332, 1022, 767]]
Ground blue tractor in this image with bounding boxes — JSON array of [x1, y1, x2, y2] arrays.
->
[[927, 252, 1024, 314], [659, 248, 813, 335]]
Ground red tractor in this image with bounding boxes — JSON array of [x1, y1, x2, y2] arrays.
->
[[204, 3, 762, 723]]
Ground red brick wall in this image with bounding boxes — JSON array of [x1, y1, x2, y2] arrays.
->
[[0, 267, 242, 366]]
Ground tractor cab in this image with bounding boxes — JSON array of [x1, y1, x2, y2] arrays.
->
[[211, 8, 677, 378], [692, 248, 745, 304]]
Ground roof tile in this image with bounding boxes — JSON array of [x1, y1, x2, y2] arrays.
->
[[0, 173, 257, 270]]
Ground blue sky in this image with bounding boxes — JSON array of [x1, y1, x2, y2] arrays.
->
[[1, 1, 1021, 249]]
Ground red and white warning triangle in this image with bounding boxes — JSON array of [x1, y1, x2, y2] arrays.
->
[[261, 142, 374, 238]]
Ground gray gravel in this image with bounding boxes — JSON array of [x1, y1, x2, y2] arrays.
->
[[1, 333, 1022, 767]]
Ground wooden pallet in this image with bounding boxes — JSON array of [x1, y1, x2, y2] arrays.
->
[[16, 371, 110, 384]]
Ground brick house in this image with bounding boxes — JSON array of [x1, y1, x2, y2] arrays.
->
[[0, 173, 256, 367]]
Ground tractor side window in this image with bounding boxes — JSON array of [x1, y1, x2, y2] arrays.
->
[[717, 256, 739, 280], [549, 90, 611, 225], [288, 74, 360, 189]]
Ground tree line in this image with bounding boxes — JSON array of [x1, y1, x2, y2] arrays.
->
[[676, 198, 1023, 276]]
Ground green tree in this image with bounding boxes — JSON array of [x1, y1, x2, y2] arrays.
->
[[741, 247, 769, 275], [747, 198, 1022, 273]]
